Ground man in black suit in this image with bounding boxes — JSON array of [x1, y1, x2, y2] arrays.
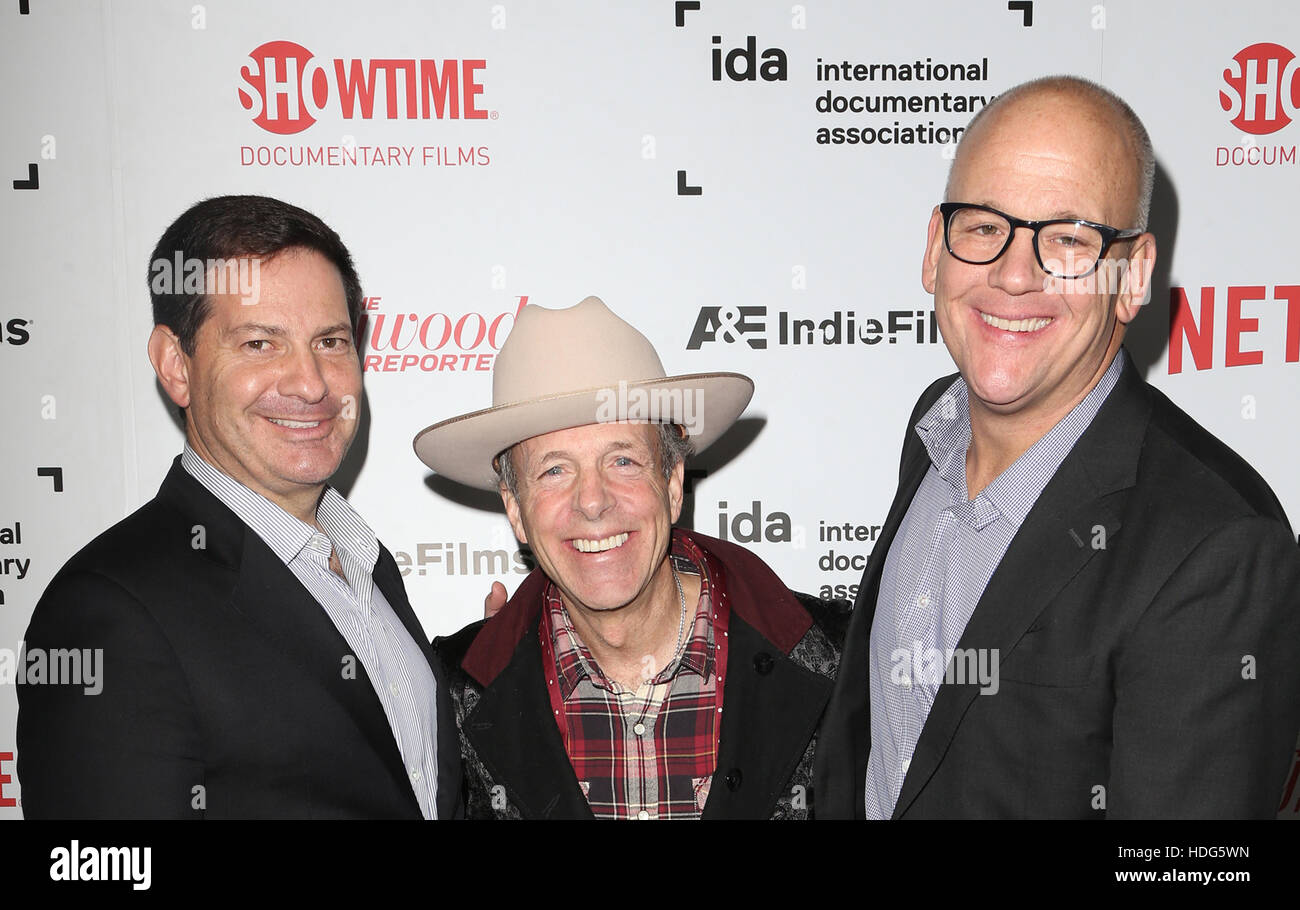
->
[[17, 195, 459, 818], [815, 76, 1300, 818]]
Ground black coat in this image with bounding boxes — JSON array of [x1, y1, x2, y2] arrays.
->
[[814, 352, 1300, 818], [17, 457, 461, 819], [434, 529, 850, 819]]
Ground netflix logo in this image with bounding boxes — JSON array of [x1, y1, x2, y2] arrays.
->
[[1168, 285, 1300, 373]]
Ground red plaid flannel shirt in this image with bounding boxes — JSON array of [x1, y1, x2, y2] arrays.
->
[[538, 531, 731, 819]]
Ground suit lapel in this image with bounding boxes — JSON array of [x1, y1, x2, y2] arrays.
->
[[227, 533, 414, 794], [892, 358, 1149, 817], [373, 545, 463, 819], [816, 437, 931, 818], [462, 629, 593, 819], [373, 546, 430, 663], [703, 616, 833, 818]]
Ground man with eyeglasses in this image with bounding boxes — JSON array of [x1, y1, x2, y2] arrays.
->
[[815, 75, 1300, 818]]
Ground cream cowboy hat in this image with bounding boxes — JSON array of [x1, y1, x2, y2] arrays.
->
[[413, 296, 754, 489]]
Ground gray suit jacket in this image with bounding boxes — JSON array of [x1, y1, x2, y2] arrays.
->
[[815, 351, 1300, 818]]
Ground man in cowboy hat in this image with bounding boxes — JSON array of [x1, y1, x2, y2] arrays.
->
[[416, 296, 849, 819]]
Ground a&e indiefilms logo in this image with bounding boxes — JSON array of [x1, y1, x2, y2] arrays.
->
[[686, 305, 938, 350]]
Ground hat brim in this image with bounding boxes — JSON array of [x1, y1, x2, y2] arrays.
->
[[413, 372, 754, 490]]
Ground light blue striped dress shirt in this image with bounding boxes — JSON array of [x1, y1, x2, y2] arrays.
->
[[864, 352, 1124, 819], [182, 446, 440, 818]]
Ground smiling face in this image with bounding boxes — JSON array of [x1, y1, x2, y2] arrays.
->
[[923, 89, 1155, 431], [501, 422, 683, 617], [150, 247, 362, 518]]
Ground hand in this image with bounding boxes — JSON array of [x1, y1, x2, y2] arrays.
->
[[484, 581, 508, 619]]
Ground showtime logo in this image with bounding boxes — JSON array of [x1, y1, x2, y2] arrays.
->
[[1220, 42, 1300, 135], [360, 295, 527, 373], [238, 40, 489, 135]]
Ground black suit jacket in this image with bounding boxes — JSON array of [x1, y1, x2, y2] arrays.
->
[[815, 351, 1300, 818], [16, 457, 460, 819], [435, 530, 850, 819]]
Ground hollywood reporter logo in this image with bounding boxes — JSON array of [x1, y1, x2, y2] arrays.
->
[[1220, 42, 1300, 135], [238, 40, 489, 135], [360, 295, 527, 373]]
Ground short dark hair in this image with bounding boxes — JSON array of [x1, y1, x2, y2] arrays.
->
[[147, 194, 364, 355]]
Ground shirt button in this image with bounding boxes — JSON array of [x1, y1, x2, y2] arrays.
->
[[899, 674, 912, 690], [410, 768, 422, 782], [390, 683, 400, 695], [918, 593, 930, 608], [633, 722, 646, 736], [637, 810, 649, 820], [900, 759, 910, 775]]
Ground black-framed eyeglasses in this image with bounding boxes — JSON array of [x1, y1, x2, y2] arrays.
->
[[939, 202, 1143, 279]]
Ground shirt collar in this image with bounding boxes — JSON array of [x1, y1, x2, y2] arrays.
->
[[543, 533, 718, 700], [180, 444, 379, 570], [913, 350, 1127, 530]]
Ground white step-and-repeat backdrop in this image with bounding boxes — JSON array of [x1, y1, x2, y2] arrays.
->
[[2, 0, 1298, 817]]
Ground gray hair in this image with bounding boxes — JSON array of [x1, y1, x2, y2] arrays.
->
[[947, 74, 1155, 231], [496, 423, 694, 499]]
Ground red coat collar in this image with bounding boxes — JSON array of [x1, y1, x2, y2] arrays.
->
[[461, 528, 812, 687]]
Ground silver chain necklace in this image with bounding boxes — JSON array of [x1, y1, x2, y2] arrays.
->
[[670, 565, 688, 661]]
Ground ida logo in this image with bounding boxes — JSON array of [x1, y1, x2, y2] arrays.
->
[[1220, 42, 1300, 135], [239, 40, 488, 135]]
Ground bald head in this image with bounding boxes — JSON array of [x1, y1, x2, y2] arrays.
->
[[947, 76, 1155, 231]]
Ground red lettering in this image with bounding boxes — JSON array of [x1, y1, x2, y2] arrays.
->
[[463, 60, 486, 119], [1278, 285, 1300, 363], [368, 312, 420, 352], [488, 295, 528, 348], [400, 354, 419, 370], [454, 313, 487, 350], [382, 355, 399, 371], [440, 354, 458, 370], [420, 59, 460, 118], [1225, 285, 1265, 367], [1169, 287, 1215, 374], [335, 58, 379, 119], [419, 314, 452, 350], [476, 353, 493, 370], [363, 355, 382, 372], [374, 59, 417, 119], [0, 752, 14, 807], [364, 296, 381, 310]]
